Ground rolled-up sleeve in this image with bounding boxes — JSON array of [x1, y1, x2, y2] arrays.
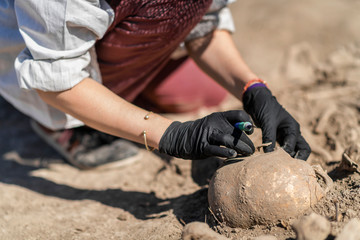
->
[[185, 0, 236, 42], [14, 0, 114, 91]]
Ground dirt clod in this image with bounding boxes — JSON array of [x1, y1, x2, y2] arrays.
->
[[335, 218, 360, 240], [338, 144, 360, 173], [292, 212, 331, 240], [182, 222, 229, 240]]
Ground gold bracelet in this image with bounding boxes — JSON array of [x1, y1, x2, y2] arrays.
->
[[144, 111, 152, 120], [143, 111, 155, 152]]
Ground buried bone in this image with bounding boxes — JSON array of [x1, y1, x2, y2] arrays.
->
[[208, 148, 333, 228]]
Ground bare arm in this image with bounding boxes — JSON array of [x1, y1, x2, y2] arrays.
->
[[186, 29, 258, 99], [36, 78, 173, 149], [187, 29, 311, 160]]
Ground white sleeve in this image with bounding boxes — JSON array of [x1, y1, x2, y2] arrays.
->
[[14, 0, 114, 91], [217, 7, 235, 33], [185, 0, 236, 42]]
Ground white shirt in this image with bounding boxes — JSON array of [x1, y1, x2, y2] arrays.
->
[[0, 0, 235, 130]]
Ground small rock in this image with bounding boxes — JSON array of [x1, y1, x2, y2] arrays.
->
[[335, 218, 360, 240], [292, 212, 331, 240], [338, 144, 360, 173], [117, 213, 128, 221], [182, 222, 229, 240]]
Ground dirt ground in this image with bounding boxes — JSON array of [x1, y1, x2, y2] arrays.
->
[[1, 0, 360, 239]]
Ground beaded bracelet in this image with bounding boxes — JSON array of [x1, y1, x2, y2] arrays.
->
[[242, 78, 268, 94]]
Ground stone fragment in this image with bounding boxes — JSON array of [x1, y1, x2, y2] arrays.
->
[[336, 218, 360, 240], [338, 144, 360, 173], [292, 212, 331, 240], [182, 222, 229, 240]]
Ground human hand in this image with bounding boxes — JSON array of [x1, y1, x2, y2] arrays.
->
[[243, 86, 311, 160], [159, 110, 255, 160]]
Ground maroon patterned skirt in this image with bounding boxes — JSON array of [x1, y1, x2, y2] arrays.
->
[[96, 0, 212, 102]]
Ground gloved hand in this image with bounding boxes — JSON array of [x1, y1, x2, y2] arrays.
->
[[159, 110, 255, 160], [243, 85, 311, 160]]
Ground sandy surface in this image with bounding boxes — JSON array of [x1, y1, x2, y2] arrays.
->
[[1, 1, 360, 239]]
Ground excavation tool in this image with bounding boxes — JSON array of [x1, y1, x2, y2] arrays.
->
[[234, 121, 253, 132]]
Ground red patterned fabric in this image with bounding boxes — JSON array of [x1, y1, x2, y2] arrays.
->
[[96, 0, 213, 101]]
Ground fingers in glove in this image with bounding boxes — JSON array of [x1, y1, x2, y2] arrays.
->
[[203, 145, 237, 158], [294, 135, 311, 160], [278, 121, 300, 155], [231, 129, 255, 152], [262, 126, 277, 153], [281, 133, 298, 155], [210, 132, 255, 155]]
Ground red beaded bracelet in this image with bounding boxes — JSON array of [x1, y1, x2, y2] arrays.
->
[[242, 78, 268, 94]]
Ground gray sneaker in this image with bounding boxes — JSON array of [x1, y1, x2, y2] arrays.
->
[[30, 120, 141, 170]]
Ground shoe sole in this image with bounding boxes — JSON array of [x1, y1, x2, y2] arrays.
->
[[30, 120, 142, 170]]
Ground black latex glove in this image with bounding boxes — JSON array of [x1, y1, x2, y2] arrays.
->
[[243, 86, 311, 160], [159, 110, 255, 160]]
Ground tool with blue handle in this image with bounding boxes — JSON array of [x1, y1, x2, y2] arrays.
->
[[234, 121, 253, 132]]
